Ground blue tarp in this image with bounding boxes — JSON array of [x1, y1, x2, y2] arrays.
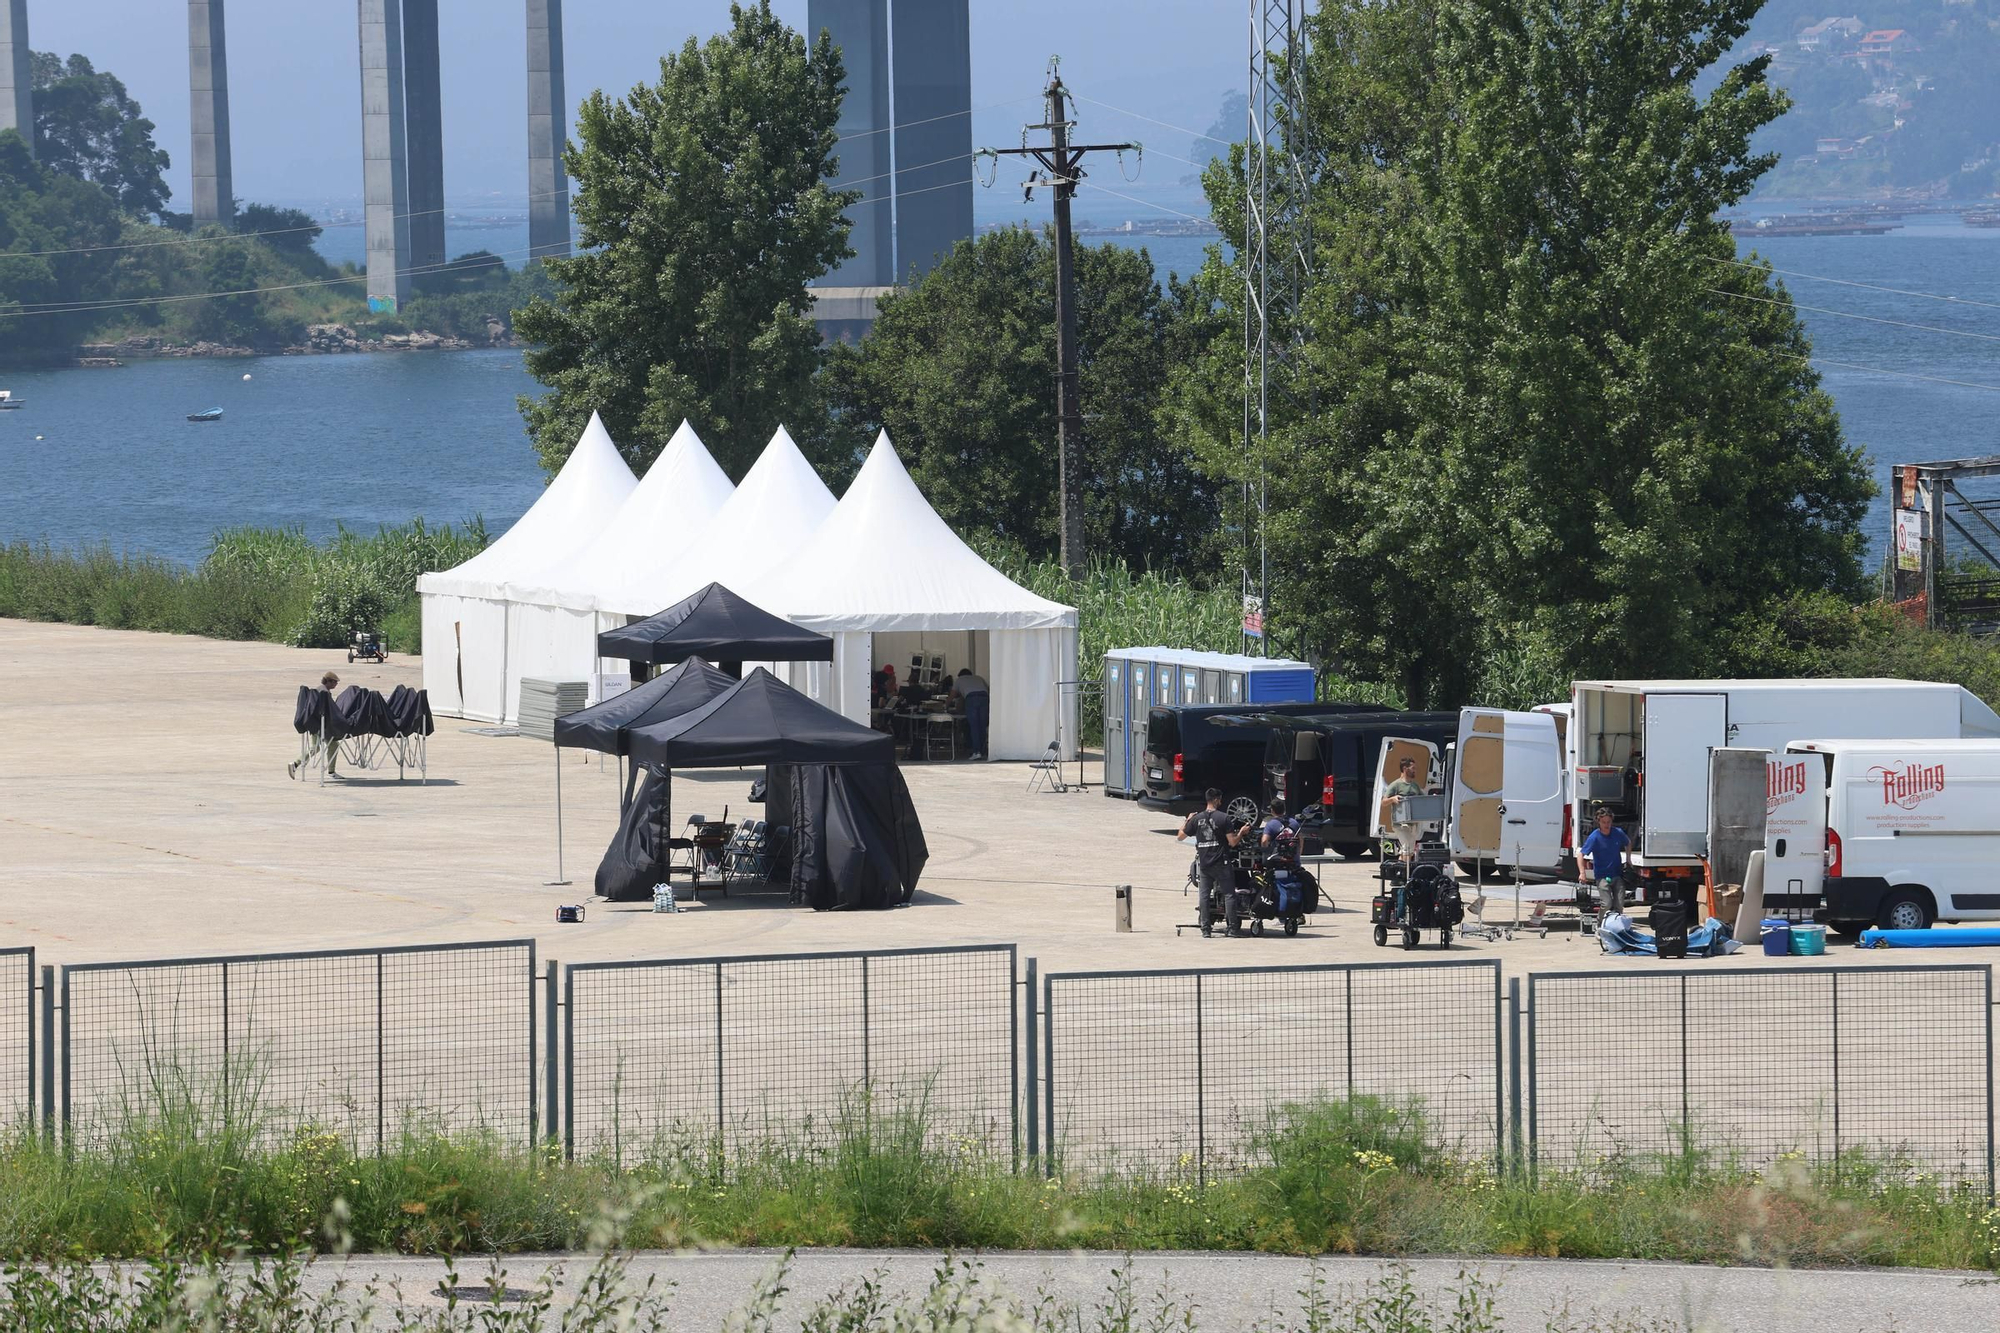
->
[[1598, 913, 1738, 958], [1859, 927, 2000, 949]]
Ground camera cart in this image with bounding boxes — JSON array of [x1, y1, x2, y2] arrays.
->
[[1371, 856, 1464, 950]]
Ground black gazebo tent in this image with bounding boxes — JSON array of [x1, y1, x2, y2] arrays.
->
[[597, 582, 833, 671], [599, 668, 923, 907], [542, 658, 739, 882]]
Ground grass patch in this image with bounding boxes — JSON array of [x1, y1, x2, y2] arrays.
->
[[4, 1096, 1997, 1273], [0, 517, 485, 654]]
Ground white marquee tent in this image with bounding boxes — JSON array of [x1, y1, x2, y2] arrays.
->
[[493, 420, 735, 718], [745, 431, 1079, 762], [418, 412, 638, 722]]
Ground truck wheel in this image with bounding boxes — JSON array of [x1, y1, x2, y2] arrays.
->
[[1225, 793, 1261, 823], [1877, 890, 1932, 932]]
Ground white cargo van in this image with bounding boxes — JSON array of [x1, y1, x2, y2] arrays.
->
[[1447, 708, 1566, 869], [1784, 738, 2000, 933], [1571, 679, 2000, 903]]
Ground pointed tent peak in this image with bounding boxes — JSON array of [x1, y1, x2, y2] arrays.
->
[[628, 417, 730, 499], [552, 409, 639, 493], [638, 419, 705, 477]]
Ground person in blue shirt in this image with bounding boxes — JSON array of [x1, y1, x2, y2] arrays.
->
[[1579, 805, 1632, 914]]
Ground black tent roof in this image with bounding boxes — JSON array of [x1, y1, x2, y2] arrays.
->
[[552, 657, 737, 756], [627, 666, 893, 769], [596, 582, 833, 665]]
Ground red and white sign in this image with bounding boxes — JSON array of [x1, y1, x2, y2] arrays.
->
[[1871, 761, 1946, 811], [1242, 594, 1264, 639]]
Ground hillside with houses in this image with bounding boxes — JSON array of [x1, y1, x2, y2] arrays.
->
[[1739, 0, 2000, 197]]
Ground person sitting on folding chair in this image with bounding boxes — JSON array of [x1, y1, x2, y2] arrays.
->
[[288, 671, 342, 779]]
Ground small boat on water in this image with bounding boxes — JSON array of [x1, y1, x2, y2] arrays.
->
[[0, 391, 22, 410], [186, 407, 224, 422]]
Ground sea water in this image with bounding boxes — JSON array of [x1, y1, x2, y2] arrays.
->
[[1, 216, 1993, 568]]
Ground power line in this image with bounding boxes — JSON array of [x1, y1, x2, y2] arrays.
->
[[1070, 94, 1213, 145], [1753, 344, 2000, 393], [1078, 181, 1210, 223], [1709, 287, 2000, 344], [1708, 254, 2000, 313]]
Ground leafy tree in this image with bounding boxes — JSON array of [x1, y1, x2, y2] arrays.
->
[[189, 236, 262, 347], [235, 202, 323, 258], [30, 52, 171, 219], [1172, 0, 1874, 705], [822, 227, 1222, 572], [0, 128, 127, 357], [514, 1, 854, 479]]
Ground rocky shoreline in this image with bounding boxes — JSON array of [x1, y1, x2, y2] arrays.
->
[[74, 320, 519, 366]]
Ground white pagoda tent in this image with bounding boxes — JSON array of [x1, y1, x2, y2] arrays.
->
[[418, 412, 638, 721], [495, 420, 735, 718], [745, 431, 1079, 761]]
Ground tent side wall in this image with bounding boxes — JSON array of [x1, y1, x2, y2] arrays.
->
[[421, 592, 510, 722], [822, 624, 1077, 762], [502, 601, 607, 722]]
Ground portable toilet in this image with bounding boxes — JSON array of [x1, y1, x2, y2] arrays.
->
[[1101, 648, 1316, 797]]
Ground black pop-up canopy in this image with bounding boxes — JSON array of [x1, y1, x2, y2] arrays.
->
[[554, 658, 737, 756], [597, 582, 833, 667], [598, 669, 918, 907]]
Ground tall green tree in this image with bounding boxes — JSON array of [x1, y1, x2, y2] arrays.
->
[[822, 226, 1222, 572], [30, 53, 171, 219], [515, 1, 854, 479], [1173, 0, 1873, 706]]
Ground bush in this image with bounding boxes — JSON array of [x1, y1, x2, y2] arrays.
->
[[0, 519, 486, 654]]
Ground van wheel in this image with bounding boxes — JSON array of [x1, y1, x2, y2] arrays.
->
[[1225, 793, 1261, 823], [1877, 890, 1933, 932]]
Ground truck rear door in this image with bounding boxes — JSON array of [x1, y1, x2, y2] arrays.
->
[[1449, 709, 1562, 865], [1641, 693, 1728, 857], [1764, 752, 1825, 916]]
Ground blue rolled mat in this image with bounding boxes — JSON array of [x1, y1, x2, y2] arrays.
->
[[1858, 927, 2000, 949]]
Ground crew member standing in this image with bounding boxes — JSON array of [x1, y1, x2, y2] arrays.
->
[[1385, 756, 1425, 870], [1178, 787, 1245, 937], [1579, 805, 1633, 914], [951, 667, 991, 761]]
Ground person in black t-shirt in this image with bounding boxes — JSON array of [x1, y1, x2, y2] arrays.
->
[[1177, 787, 1246, 937]]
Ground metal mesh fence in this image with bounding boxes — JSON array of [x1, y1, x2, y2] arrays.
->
[[62, 941, 536, 1152], [1043, 960, 1502, 1178], [0, 949, 31, 1128], [1528, 966, 1994, 1189], [565, 945, 1017, 1162]]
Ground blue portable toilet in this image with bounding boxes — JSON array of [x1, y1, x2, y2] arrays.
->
[[1101, 647, 1317, 797]]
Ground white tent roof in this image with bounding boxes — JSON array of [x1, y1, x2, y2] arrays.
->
[[417, 411, 639, 599], [501, 420, 735, 611], [749, 430, 1077, 632], [597, 425, 836, 618]]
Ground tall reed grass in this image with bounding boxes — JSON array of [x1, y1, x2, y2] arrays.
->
[[0, 518, 485, 654]]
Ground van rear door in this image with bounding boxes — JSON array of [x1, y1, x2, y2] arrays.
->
[[1641, 693, 1728, 856], [1764, 752, 1825, 915], [1450, 709, 1565, 866], [1371, 737, 1443, 838]]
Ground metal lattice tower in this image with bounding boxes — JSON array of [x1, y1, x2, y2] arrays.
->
[[1244, 0, 1311, 650]]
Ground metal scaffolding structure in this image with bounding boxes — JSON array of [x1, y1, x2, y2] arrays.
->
[[1243, 0, 1311, 653]]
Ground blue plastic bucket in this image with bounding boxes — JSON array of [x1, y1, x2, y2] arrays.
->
[[1790, 923, 1827, 957], [1761, 919, 1792, 957]]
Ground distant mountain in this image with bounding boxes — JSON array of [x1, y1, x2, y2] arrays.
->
[[1737, 0, 2000, 198]]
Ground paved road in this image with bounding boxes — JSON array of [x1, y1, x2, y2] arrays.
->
[[291, 1248, 2000, 1331]]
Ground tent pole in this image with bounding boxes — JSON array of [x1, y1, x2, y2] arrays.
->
[[546, 745, 571, 886]]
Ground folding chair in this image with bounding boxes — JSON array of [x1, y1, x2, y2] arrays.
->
[[924, 712, 959, 761], [1026, 741, 1067, 793]]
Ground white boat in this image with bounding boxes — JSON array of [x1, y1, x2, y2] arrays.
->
[[0, 391, 22, 410]]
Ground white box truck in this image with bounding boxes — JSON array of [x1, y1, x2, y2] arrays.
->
[[1781, 738, 2000, 934], [1571, 679, 2000, 902]]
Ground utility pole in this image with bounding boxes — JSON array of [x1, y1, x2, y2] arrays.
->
[[980, 60, 1138, 577]]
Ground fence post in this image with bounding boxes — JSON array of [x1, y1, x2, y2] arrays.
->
[[220, 960, 232, 1135], [544, 960, 559, 1151], [860, 956, 871, 1090], [1679, 974, 1690, 1158], [57, 966, 70, 1154], [1987, 964, 1996, 1199], [714, 963, 726, 1137], [526, 942, 539, 1149], [375, 954, 386, 1153], [563, 966, 576, 1161], [1023, 956, 1038, 1169], [39, 966, 54, 1143], [1194, 972, 1206, 1189], [1525, 974, 1538, 1180], [1507, 976, 1523, 1175], [1042, 969, 1055, 1178], [1830, 971, 1841, 1168]]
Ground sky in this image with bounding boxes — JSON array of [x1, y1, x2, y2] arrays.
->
[[29, 0, 1239, 219]]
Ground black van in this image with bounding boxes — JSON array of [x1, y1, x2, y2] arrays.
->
[[1262, 712, 1460, 857], [1141, 702, 1377, 821]]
